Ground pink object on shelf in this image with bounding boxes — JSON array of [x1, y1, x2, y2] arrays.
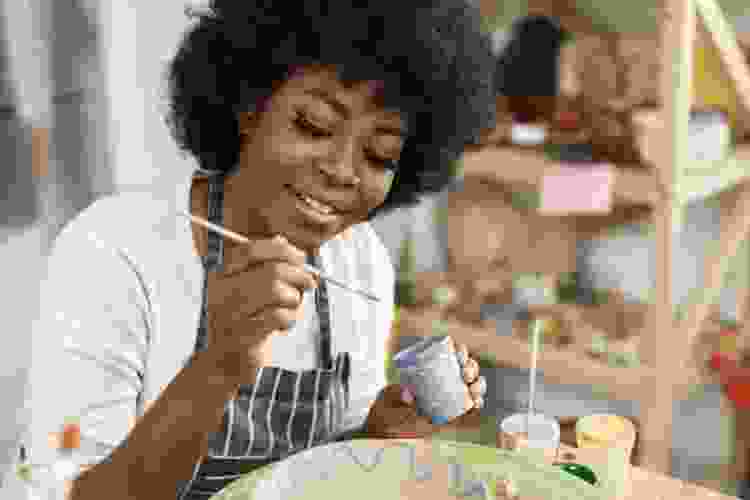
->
[[539, 164, 614, 214]]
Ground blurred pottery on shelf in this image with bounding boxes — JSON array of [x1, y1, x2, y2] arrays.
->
[[511, 122, 548, 146], [514, 273, 557, 308]]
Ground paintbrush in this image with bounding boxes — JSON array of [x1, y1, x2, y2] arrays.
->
[[179, 210, 381, 303]]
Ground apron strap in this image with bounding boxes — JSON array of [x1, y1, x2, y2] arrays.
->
[[205, 173, 226, 272], [309, 252, 334, 371]]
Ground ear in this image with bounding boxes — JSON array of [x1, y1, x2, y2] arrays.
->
[[238, 111, 259, 138]]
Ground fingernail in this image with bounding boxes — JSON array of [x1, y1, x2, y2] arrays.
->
[[401, 386, 415, 404]]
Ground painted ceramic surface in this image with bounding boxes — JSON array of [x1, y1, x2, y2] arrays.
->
[[210, 439, 605, 500]]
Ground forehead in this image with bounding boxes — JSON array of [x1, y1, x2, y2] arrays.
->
[[278, 65, 404, 122]]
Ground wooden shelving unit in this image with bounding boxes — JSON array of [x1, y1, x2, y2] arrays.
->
[[424, 0, 750, 479]]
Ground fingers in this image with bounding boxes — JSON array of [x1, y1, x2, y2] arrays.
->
[[365, 385, 423, 438], [382, 384, 416, 408], [210, 254, 316, 336], [468, 375, 486, 399], [456, 342, 484, 410], [455, 343, 469, 368], [456, 342, 469, 358], [236, 306, 305, 335], [468, 375, 487, 409], [267, 262, 318, 296], [221, 234, 307, 277], [224, 260, 317, 310], [462, 357, 479, 384]]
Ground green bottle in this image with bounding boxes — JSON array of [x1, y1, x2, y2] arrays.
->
[[556, 462, 598, 486]]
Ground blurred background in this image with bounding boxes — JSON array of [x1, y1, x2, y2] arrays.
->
[[0, 0, 196, 484], [2, 0, 750, 497]]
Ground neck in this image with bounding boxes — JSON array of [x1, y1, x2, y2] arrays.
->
[[190, 177, 324, 259]]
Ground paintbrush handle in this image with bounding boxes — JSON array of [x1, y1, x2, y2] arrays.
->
[[180, 211, 381, 302]]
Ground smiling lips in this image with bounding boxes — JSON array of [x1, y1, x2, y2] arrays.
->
[[288, 186, 341, 215]]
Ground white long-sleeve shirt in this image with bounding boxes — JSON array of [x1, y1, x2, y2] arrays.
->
[[24, 182, 394, 471]]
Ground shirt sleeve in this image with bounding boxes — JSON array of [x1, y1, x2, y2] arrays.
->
[[24, 227, 151, 472]]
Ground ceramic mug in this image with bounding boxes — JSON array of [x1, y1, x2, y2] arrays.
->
[[393, 336, 474, 425]]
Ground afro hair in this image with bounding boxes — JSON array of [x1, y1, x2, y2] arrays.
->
[[165, 0, 496, 218]]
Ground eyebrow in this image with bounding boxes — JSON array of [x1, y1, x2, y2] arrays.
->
[[303, 88, 408, 137]]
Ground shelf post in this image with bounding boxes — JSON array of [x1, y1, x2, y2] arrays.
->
[[639, 0, 695, 476]]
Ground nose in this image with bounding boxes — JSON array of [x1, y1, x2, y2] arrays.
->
[[318, 136, 361, 186]]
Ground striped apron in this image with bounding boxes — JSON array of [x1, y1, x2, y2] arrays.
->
[[178, 173, 352, 499]]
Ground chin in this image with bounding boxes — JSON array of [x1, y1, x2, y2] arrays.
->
[[274, 212, 359, 253]]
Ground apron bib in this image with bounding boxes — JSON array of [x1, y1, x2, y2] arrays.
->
[[178, 173, 351, 499]]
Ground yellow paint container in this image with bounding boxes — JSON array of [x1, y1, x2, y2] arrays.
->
[[693, 39, 737, 130], [575, 414, 636, 499]]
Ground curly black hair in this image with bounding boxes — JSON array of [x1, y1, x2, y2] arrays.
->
[[165, 0, 496, 218]]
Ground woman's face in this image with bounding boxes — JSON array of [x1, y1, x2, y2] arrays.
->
[[222, 65, 406, 254]]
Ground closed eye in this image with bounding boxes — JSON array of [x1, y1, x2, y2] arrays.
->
[[294, 112, 332, 138], [295, 110, 400, 171]]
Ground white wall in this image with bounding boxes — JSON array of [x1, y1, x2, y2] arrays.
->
[[99, 0, 197, 191]]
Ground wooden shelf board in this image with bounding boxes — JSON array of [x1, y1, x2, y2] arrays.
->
[[573, 205, 653, 240], [399, 305, 704, 402], [398, 307, 659, 403], [461, 147, 661, 209], [676, 150, 750, 206]]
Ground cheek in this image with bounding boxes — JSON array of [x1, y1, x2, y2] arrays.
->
[[352, 188, 386, 217], [263, 131, 307, 164], [368, 182, 391, 209], [342, 192, 385, 226]]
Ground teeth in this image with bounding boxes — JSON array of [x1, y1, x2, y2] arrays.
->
[[297, 191, 335, 214]]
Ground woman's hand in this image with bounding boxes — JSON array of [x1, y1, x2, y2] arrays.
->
[[364, 343, 487, 439], [204, 234, 319, 382]]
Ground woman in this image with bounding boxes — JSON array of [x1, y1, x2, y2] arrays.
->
[[26, 1, 496, 498]]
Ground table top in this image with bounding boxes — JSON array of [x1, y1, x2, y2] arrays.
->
[[208, 438, 737, 500], [556, 443, 737, 500]]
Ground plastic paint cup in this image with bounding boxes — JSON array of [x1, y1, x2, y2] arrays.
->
[[497, 413, 560, 464], [575, 414, 636, 498]]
